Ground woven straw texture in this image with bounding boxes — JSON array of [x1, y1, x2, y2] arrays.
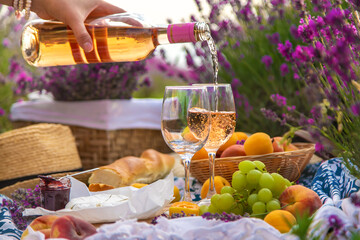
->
[[190, 143, 315, 183], [0, 171, 91, 197], [0, 124, 82, 181], [12, 121, 171, 169]]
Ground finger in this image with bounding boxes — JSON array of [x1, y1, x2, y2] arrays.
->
[[89, 2, 126, 19], [68, 21, 93, 52]]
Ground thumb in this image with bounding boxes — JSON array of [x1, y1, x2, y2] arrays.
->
[[69, 22, 93, 52]]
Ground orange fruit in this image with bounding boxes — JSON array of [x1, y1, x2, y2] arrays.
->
[[172, 186, 181, 203], [264, 210, 297, 233], [200, 176, 230, 199], [234, 132, 248, 141], [169, 201, 200, 216], [244, 132, 274, 155], [217, 133, 239, 155], [131, 183, 148, 188], [192, 147, 208, 160]]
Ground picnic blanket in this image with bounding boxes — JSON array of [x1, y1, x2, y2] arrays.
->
[[1, 157, 360, 239]]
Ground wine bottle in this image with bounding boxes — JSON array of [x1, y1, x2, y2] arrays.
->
[[21, 13, 210, 67]]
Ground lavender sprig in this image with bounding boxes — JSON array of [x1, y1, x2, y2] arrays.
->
[[1, 185, 41, 230]]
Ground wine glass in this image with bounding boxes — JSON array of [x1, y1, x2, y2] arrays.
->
[[193, 83, 236, 200], [161, 86, 211, 202]]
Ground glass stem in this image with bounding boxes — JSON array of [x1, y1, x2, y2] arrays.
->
[[207, 152, 217, 199], [182, 158, 192, 202]]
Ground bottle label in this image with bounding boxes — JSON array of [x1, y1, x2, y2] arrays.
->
[[167, 23, 196, 43]]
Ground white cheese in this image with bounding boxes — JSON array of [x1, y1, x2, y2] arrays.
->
[[65, 194, 129, 210]]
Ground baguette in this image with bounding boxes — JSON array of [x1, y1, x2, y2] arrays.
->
[[88, 149, 175, 188]]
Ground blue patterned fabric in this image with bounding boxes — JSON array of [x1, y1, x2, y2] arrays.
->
[[174, 177, 202, 201], [297, 162, 322, 188], [0, 194, 22, 240], [311, 158, 360, 208]]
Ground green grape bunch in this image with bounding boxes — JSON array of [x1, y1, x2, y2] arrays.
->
[[200, 160, 292, 217]]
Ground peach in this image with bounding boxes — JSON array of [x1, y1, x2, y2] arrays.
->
[[21, 215, 60, 239], [284, 143, 299, 151], [217, 133, 239, 156], [220, 144, 246, 158], [279, 185, 322, 217], [272, 137, 285, 152], [50, 215, 97, 240]]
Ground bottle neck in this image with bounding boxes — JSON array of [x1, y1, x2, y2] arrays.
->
[[158, 22, 210, 45]]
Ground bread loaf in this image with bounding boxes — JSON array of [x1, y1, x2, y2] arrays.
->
[[88, 149, 175, 188]]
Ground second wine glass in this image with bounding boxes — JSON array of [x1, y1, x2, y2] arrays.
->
[[194, 83, 236, 200]]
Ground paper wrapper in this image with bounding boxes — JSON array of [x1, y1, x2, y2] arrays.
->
[[23, 173, 174, 223]]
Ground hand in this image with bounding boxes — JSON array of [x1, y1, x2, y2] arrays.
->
[[31, 0, 126, 52]]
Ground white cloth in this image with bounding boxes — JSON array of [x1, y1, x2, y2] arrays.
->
[[10, 98, 163, 130], [86, 217, 295, 240]]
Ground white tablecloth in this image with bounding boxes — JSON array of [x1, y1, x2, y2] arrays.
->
[[10, 98, 163, 130]]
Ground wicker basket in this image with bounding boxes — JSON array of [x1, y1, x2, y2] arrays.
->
[[12, 121, 171, 170], [190, 143, 315, 183]]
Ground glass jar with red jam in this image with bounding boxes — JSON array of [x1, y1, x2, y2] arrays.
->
[[39, 175, 71, 211]]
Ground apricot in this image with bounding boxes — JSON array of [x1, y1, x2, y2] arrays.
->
[[200, 176, 230, 199], [220, 144, 246, 158], [234, 132, 248, 142], [217, 133, 239, 156], [169, 201, 200, 216], [264, 210, 296, 233], [192, 147, 208, 160], [172, 186, 181, 203], [244, 132, 274, 155], [131, 183, 149, 188]]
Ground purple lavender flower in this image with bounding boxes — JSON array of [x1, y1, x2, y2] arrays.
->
[[290, 25, 300, 39], [292, 45, 314, 63], [350, 102, 360, 116], [311, 106, 322, 120], [271, 93, 287, 107], [2, 38, 10, 47], [315, 142, 325, 152], [218, 51, 231, 69], [278, 40, 293, 61], [350, 193, 360, 207], [0, 108, 5, 116], [312, 0, 331, 12], [271, 0, 285, 7], [232, 41, 240, 49], [348, 0, 360, 11], [261, 108, 279, 122], [287, 105, 296, 111], [240, 4, 253, 22], [307, 118, 315, 125], [280, 63, 289, 76], [231, 78, 242, 88], [261, 55, 273, 69], [293, 0, 305, 10], [267, 32, 280, 45], [325, 8, 344, 29], [328, 214, 344, 236]]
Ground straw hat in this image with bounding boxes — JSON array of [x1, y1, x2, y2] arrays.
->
[[0, 123, 82, 188]]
